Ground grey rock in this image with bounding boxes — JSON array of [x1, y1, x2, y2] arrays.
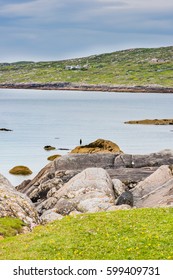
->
[[40, 209, 63, 223], [29, 178, 63, 203], [54, 168, 115, 214], [116, 191, 133, 207], [54, 199, 76, 215], [0, 173, 39, 227], [77, 197, 112, 213], [53, 153, 118, 170], [16, 162, 53, 193], [135, 178, 173, 208], [107, 167, 158, 184], [36, 197, 58, 214], [132, 165, 173, 208], [112, 179, 127, 196], [114, 150, 173, 168]]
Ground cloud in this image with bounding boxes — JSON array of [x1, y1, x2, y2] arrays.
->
[[0, 0, 173, 62]]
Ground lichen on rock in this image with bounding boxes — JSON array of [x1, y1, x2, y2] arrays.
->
[[47, 154, 61, 161], [71, 138, 122, 154], [9, 166, 32, 176]]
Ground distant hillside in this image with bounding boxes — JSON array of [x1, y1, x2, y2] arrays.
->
[[0, 46, 173, 87]]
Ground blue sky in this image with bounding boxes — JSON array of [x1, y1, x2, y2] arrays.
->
[[0, 0, 173, 62]]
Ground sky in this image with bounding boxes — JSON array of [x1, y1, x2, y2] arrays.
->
[[0, 0, 173, 62]]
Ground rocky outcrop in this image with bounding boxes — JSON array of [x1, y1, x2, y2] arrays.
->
[[17, 149, 173, 202], [14, 149, 173, 223], [71, 139, 122, 154], [0, 173, 39, 227], [33, 168, 118, 215], [132, 165, 173, 208], [125, 119, 173, 125]]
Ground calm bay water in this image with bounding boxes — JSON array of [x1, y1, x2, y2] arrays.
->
[[0, 88, 173, 186]]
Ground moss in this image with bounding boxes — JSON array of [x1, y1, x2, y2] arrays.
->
[[9, 166, 32, 175], [47, 154, 61, 161]]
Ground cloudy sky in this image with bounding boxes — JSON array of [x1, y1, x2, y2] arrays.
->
[[0, 0, 173, 62]]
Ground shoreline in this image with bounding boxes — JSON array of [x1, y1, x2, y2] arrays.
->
[[0, 82, 173, 93]]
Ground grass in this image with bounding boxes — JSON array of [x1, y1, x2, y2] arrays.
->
[[0, 208, 173, 260], [0, 217, 26, 238], [0, 46, 173, 87]]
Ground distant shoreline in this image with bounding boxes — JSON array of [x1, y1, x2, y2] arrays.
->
[[0, 83, 173, 93]]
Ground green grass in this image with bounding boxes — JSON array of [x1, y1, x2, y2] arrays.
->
[[0, 217, 26, 238], [0, 46, 173, 87], [0, 208, 173, 260]]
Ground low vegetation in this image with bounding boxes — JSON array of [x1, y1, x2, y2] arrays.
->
[[0, 46, 173, 87], [0, 208, 173, 260], [0, 217, 25, 238]]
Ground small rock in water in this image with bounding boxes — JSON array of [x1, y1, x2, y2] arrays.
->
[[0, 128, 13, 131], [9, 166, 32, 175], [58, 148, 70, 150], [44, 145, 56, 151]]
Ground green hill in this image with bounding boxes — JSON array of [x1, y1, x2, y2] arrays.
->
[[0, 46, 173, 87], [0, 208, 173, 260]]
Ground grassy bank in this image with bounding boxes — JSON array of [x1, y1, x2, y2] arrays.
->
[[0, 208, 173, 260], [0, 46, 173, 87], [0, 217, 25, 238]]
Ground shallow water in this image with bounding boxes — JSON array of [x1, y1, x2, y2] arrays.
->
[[0, 89, 173, 186]]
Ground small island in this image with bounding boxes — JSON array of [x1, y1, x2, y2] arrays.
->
[[124, 119, 173, 125]]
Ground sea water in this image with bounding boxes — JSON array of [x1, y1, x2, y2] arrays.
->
[[0, 89, 173, 186]]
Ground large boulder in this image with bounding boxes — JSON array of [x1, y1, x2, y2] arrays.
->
[[71, 139, 122, 154], [132, 165, 173, 208], [46, 168, 116, 214], [0, 173, 39, 227]]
